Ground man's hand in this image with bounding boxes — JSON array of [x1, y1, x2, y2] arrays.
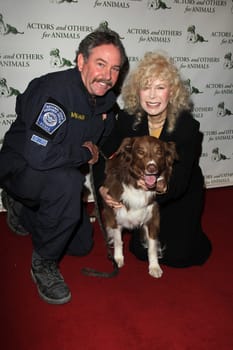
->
[[82, 141, 99, 165], [99, 186, 123, 208]]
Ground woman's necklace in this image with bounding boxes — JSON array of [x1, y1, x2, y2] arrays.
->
[[148, 116, 166, 130]]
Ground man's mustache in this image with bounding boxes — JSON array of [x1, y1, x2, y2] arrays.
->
[[93, 78, 113, 88]]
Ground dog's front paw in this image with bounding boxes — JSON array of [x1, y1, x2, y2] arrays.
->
[[115, 255, 124, 268], [149, 265, 163, 278]]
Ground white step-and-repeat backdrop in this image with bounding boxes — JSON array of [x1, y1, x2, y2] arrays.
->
[[1, 0, 233, 209]]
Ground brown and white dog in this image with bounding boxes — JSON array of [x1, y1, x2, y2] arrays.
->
[[102, 135, 177, 278]]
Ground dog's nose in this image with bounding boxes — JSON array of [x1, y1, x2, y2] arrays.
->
[[146, 163, 157, 174]]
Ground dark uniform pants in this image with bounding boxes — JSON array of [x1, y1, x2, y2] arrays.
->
[[3, 166, 93, 260]]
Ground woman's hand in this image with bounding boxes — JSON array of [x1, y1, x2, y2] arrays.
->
[[137, 178, 148, 191], [99, 186, 123, 208], [137, 177, 167, 193], [156, 176, 168, 194]]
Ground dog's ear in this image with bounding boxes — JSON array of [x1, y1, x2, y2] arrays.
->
[[117, 137, 135, 152], [105, 137, 135, 175], [115, 137, 135, 161], [164, 141, 178, 172], [157, 141, 178, 187]]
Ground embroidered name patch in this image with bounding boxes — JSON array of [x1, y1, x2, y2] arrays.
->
[[31, 134, 48, 146], [70, 112, 86, 120], [36, 102, 66, 135]]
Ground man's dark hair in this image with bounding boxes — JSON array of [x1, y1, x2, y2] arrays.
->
[[75, 24, 128, 68]]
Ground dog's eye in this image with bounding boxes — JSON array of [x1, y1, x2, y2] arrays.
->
[[136, 149, 145, 157]]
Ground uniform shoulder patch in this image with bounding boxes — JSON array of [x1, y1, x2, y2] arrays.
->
[[36, 100, 66, 135]]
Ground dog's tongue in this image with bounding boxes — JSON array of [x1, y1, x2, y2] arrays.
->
[[144, 174, 157, 188]]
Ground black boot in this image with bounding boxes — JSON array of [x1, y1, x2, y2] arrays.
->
[[31, 251, 71, 305], [1, 190, 29, 236]]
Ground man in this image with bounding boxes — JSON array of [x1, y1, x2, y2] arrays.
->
[[0, 26, 128, 304]]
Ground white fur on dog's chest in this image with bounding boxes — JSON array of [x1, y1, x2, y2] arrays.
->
[[115, 184, 155, 229]]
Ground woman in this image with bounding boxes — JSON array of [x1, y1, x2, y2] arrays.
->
[[94, 51, 212, 268]]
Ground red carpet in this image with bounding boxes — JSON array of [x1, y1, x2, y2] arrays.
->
[[1, 187, 233, 350]]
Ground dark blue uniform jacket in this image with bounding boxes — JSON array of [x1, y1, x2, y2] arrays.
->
[[0, 68, 116, 181]]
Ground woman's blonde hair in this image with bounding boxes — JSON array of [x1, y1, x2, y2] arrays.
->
[[121, 51, 191, 132]]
